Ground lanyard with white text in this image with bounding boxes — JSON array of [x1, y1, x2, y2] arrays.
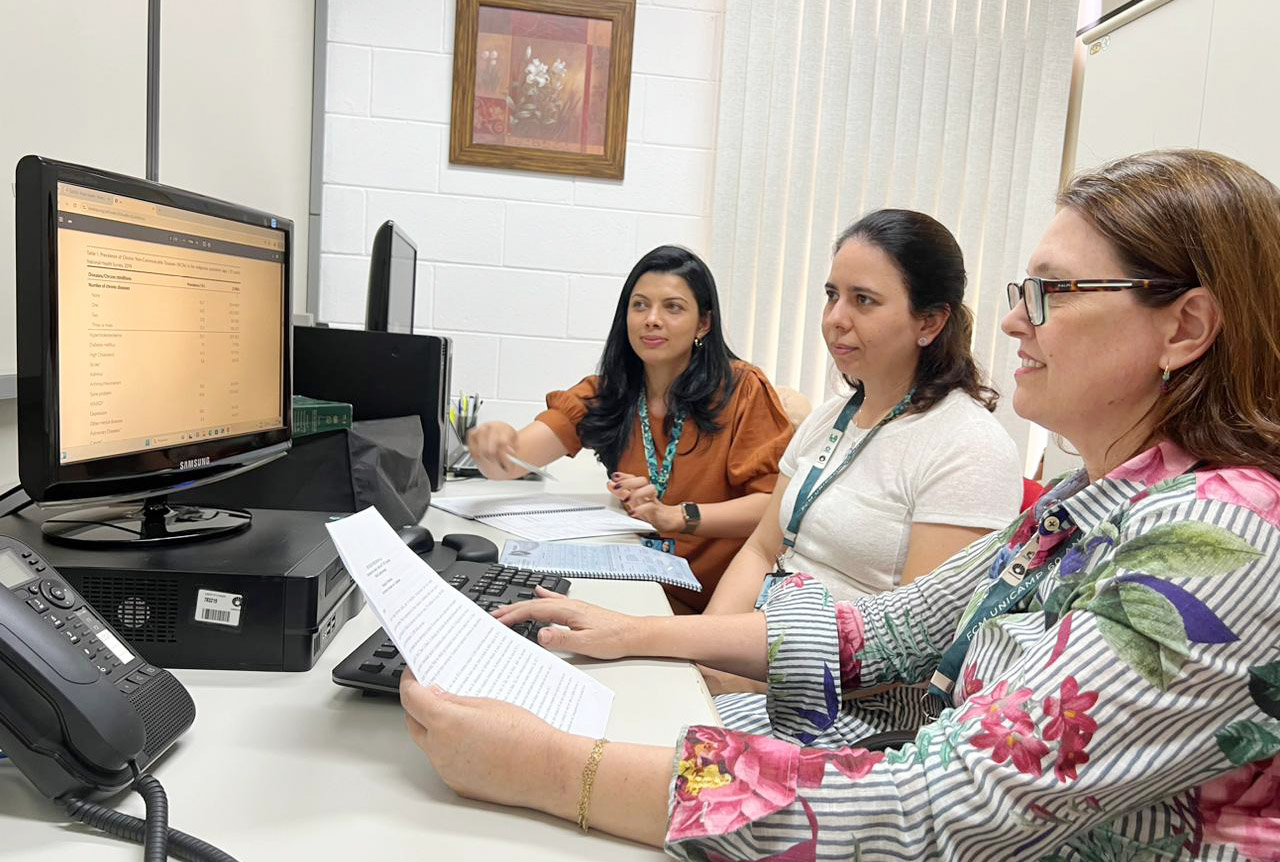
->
[[923, 483, 1083, 716], [781, 388, 915, 552], [924, 529, 1064, 714]]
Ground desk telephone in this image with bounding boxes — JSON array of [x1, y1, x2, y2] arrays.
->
[[0, 535, 235, 860]]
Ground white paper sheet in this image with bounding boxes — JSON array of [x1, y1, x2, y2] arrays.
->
[[430, 493, 653, 540], [325, 507, 613, 737]]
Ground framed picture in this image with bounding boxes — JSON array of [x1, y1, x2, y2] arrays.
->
[[450, 0, 635, 179]]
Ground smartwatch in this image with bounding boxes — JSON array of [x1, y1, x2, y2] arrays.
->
[[680, 501, 702, 534]]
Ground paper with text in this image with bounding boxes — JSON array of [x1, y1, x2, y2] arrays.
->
[[325, 508, 613, 736]]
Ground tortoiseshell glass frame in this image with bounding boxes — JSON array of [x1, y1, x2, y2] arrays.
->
[[1005, 277, 1196, 326]]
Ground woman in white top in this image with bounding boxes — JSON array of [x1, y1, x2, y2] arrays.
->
[[701, 209, 1022, 700], [773, 387, 1020, 602], [705, 208, 1022, 617]]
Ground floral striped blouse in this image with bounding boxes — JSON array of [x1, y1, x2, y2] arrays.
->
[[664, 442, 1280, 861]]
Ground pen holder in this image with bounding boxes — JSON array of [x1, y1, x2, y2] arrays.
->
[[446, 419, 472, 470]]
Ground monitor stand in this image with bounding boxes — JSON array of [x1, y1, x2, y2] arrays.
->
[[40, 495, 252, 548]]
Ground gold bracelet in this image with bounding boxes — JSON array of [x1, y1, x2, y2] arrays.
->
[[577, 737, 609, 833]]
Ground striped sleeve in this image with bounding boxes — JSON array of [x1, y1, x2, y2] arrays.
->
[[665, 499, 1280, 861]]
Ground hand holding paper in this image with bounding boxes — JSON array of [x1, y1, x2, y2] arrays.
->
[[325, 508, 613, 737]]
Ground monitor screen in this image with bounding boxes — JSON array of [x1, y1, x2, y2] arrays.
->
[[365, 220, 416, 334], [15, 156, 293, 546], [54, 180, 285, 464]]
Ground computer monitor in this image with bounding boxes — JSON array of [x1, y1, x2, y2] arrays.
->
[[14, 155, 292, 547], [364, 219, 416, 334]]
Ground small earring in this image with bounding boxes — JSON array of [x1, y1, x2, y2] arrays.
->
[[917, 337, 930, 347], [693, 336, 704, 349], [1160, 364, 1172, 393]]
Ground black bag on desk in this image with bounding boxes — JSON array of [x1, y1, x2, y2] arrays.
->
[[173, 416, 431, 525]]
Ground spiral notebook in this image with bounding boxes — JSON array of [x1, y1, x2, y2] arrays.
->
[[429, 493, 654, 541], [500, 540, 701, 592]]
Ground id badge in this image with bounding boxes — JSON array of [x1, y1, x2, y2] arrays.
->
[[754, 573, 786, 609], [641, 535, 677, 555], [754, 555, 790, 609]]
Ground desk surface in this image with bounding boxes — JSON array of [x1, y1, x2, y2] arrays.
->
[[0, 458, 719, 860]]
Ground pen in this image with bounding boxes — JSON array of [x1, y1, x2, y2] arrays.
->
[[505, 453, 557, 482]]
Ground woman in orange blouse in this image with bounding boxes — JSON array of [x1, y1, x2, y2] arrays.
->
[[467, 246, 794, 612]]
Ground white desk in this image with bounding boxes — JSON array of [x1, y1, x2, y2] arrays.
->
[[0, 459, 719, 860]]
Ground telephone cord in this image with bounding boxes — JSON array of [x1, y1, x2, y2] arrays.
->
[[62, 768, 240, 862]]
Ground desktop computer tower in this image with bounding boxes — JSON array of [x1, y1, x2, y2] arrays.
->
[[0, 507, 363, 671], [293, 326, 451, 490]]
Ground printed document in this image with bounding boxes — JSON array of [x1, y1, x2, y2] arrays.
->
[[325, 507, 613, 736]]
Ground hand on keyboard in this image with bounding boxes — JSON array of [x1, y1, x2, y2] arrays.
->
[[491, 589, 638, 660]]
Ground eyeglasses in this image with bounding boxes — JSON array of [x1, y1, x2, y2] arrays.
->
[[1006, 277, 1196, 326]]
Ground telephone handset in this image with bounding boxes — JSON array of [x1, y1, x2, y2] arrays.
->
[[0, 535, 235, 860], [0, 535, 193, 798]]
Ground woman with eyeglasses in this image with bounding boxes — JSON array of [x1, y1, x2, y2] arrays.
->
[[405, 150, 1280, 860]]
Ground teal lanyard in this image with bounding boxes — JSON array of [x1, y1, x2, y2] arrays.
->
[[925, 519, 1075, 713], [924, 460, 1201, 714], [924, 472, 1094, 713], [638, 396, 686, 501], [781, 388, 915, 550]]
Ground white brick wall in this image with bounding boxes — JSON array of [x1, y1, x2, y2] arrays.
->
[[320, 0, 724, 425]]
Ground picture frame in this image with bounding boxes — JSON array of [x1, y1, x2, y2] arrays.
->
[[450, 0, 635, 180]]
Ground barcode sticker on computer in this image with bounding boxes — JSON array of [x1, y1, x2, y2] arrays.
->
[[195, 588, 243, 627]]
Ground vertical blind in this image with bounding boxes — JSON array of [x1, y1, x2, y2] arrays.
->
[[710, 0, 1078, 469]]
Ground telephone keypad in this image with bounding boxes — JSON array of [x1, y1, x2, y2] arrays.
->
[[7, 542, 157, 693]]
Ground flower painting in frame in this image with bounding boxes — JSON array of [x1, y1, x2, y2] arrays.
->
[[450, 0, 635, 179]]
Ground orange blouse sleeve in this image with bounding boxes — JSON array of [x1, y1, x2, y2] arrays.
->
[[534, 375, 600, 457], [723, 363, 794, 495]]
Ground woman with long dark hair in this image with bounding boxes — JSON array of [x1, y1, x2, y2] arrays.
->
[[467, 245, 794, 611]]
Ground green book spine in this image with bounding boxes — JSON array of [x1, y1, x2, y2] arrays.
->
[[292, 395, 353, 439]]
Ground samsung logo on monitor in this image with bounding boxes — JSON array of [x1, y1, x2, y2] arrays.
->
[[179, 457, 211, 470]]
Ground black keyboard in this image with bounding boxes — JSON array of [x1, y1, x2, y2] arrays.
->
[[332, 560, 570, 695]]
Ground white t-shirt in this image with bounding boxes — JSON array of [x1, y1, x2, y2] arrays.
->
[[776, 389, 1022, 602]]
